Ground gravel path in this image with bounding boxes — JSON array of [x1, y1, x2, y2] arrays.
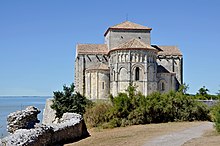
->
[[143, 122, 213, 146]]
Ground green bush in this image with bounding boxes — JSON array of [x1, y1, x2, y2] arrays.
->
[[84, 84, 210, 129], [51, 83, 91, 118], [211, 101, 220, 133], [145, 91, 210, 123], [84, 101, 112, 128]]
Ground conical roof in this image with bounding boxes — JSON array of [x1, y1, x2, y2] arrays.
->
[[110, 21, 151, 30], [109, 39, 158, 53], [104, 21, 152, 36]]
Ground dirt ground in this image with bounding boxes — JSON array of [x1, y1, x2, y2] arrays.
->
[[183, 129, 220, 146], [65, 122, 210, 146]]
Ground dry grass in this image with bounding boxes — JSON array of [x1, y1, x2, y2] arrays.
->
[[65, 122, 205, 146], [183, 128, 220, 146]]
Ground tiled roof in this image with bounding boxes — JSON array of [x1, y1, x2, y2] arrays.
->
[[152, 45, 182, 56], [110, 39, 158, 52], [86, 63, 109, 71], [77, 44, 108, 55], [110, 21, 151, 30], [104, 21, 152, 36]]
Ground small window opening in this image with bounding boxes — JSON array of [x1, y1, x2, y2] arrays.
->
[[102, 82, 105, 89], [161, 82, 165, 91], [135, 67, 140, 81]]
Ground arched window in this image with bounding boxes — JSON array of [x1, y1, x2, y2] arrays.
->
[[135, 67, 140, 81], [119, 68, 127, 81]]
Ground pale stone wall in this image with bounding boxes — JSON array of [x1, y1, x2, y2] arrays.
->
[[157, 73, 176, 93], [42, 98, 56, 124], [74, 54, 108, 96], [98, 71, 110, 99], [157, 56, 183, 84], [105, 30, 151, 50], [109, 49, 158, 96], [75, 22, 183, 99], [74, 55, 85, 95], [85, 70, 110, 99], [75, 50, 181, 98]]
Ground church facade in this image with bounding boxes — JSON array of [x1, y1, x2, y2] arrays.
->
[[74, 21, 183, 99]]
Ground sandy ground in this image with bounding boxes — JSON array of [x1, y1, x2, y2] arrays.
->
[[183, 128, 220, 146], [144, 122, 213, 146], [65, 122, 210, 146]]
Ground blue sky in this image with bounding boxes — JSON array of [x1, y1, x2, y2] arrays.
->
[[0, 0, 219, 96]]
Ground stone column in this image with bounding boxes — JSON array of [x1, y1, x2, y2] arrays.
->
[[144, 54, 148, 96]]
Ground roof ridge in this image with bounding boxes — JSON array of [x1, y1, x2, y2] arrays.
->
[[116, 38, 153, 49], [152, 45, 182, 56], [110, 21, 151, 29], [104, 21, 152, 36], [77, 44, 108, 55]]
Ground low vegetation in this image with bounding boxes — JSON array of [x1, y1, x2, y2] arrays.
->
[[211, 101, 220, 133], [51, 83, 220, 133], [84, 84, 211, 128]]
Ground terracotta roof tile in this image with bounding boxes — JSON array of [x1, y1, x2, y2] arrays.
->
[[152, 45, 182, 56], [86, 63, 109, 71], [77, 44, 108, 55], [110, 39, 158, 52], [110, 21, 151, 30], [104, 21, 151, 36]]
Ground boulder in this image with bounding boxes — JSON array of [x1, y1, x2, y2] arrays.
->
[[1, 124, 53, 146], [1, 112, 89, 146], [7, 106, 40, 133]]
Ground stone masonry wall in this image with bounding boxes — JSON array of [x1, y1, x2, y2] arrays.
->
[[75, 54, 109, 96], [105, 30, 151, 50], [157, 56, 183, 84], [42, 98, 57, 124]]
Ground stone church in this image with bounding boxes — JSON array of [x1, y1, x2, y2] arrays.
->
[[74, 21, 183, 99]]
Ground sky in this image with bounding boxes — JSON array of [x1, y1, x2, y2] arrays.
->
[[0, 0, 220, 96]]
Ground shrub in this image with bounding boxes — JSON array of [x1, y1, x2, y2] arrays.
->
[[211, 101, 220, 133], [107, 85, 148, 127], [51, 83, 91, 118], [84, 84, 211, 129], [145, 91, 210, 123], [84, 101, 112, 128]]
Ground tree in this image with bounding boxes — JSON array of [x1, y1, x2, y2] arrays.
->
[[51, 83, 90, 118], [197, 86, 209, 96], [178, 83, 189, 94], [216, 86, 220, 97]]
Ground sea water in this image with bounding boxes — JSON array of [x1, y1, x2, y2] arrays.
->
[[0, 96, 50, 138]]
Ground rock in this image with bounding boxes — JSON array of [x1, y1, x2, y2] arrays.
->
[[7, 106, 40, 133], [50, 113, 89, 144], [1, 124, 53, 146], [42, 98, 57, 124], [1, 112, 89, 146]]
